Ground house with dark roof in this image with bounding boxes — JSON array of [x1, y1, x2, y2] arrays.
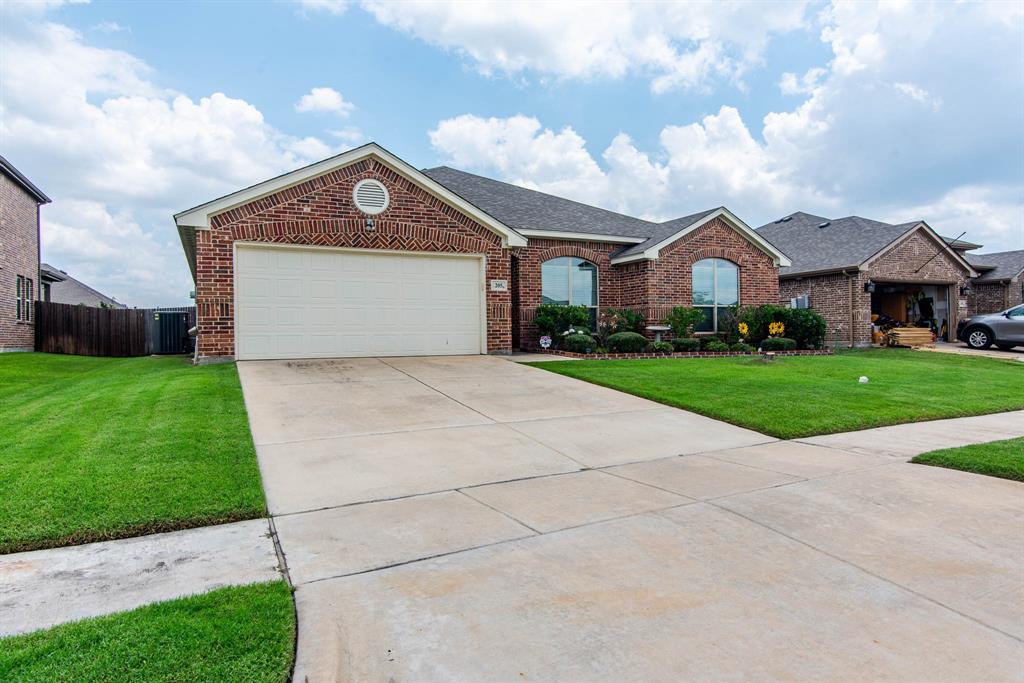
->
[[39, 263, 126, 309], [174, 142, 790, 361], [0, 154, 50, 352], [967, 250, 1024, 314], [756, 212, 978, 347]]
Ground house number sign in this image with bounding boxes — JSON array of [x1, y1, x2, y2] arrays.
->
[[490, 279, 509, 292]]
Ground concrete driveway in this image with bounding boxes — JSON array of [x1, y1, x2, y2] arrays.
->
[[237, 356, 1024, 682]]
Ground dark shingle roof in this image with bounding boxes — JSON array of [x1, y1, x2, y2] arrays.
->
[[613, 208, 721, 258], [967, 250, 1024, 282], [40, 263, 125, 308], [755, 212, 921, 276], [423, 166, 657, 238]]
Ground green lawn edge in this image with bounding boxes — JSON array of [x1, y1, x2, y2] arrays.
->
[[911, 437, 1024, 482], [527, 349, 1024, 439], [0, 354, 268, 553], [0, 581, 296, 683]]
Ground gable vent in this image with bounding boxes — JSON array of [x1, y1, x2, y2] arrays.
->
[[353, 179, 390, 215]]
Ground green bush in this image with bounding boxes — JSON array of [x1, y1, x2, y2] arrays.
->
[[786, 308, 827, 349], [663, 306, 705, 338], [597, 308, 645, 345], [761, 337, 797, 351], [534, 304, 591, 341], [738, 305, 826, 349], [563, 333, 597, 354], [730, 342, 755, 353], [607, 331, 649, 353], [648, 341, 674, 354], [671, 337, 701, 352], [699, 334, 727, 350], [705, 340, 731, 352]]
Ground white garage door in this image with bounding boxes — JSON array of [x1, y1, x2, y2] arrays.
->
[[234, 244, 484, 360]]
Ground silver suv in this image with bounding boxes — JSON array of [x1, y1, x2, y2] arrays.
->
[[957, 305, 1024, 350]]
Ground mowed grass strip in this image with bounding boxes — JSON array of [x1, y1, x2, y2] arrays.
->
[[912, 437, 1024, 482], [0, 354, 265, 553], [532, 349, 1024, 439], [0, 581, 295, 683]]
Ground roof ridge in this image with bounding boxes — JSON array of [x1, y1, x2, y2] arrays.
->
[[424, 166, 659, 227]]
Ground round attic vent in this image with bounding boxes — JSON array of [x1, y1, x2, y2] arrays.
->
[[352, 179, 390, 215]]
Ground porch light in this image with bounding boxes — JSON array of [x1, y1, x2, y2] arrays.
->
[[864, 281, 876, 294], [959, 285, 971, 296]]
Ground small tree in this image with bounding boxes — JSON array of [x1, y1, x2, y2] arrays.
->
[[663, 307, 704, 338], [534, 304, 591, 346]]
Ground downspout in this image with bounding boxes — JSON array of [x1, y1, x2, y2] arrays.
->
[[842, 268, 858, 349]]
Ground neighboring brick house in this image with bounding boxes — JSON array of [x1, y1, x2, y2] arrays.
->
[[0, 155, 50, 352], [966, 250, 1024, 314], [756, 212, 978, 347], [174, 143, 789, 362]]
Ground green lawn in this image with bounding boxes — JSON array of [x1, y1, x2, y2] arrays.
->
[[0, 581, 295, 683], [912, 437, 1024, 482], [532, 349, 1024, 439], [0, 353, 266, 553]]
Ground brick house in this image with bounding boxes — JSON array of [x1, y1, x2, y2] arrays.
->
[[756, 212, 978, 347], [174, 143, 789, 362], [966, 250, 1024, 314], [0, 155, 50, 353]]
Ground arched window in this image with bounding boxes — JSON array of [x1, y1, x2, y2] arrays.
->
[[692, 258, 738, 332], [541, 257, 598, 325]]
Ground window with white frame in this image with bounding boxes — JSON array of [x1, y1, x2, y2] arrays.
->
[[15, 275, 33, 322], [541, 257, 598, 325], [692, 258, 738, 332]]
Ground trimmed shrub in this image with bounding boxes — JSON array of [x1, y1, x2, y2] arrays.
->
[[563, 333, 597, 354], [648, 341, 674, 354], [761, 337, 797, 351], [607, 331, 648, 353], [786, 308, 827, 349], [663, 306, 705, 338], [705, 340, 731, 352], [671, 337, 701, 352], [534, 304, 591, 339], [730, 342, 755, 353], [737, 305, 827, 349], [699, 334, 727, 350]]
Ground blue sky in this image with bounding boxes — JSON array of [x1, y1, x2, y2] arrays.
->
[[2, 0, 1022, 306]]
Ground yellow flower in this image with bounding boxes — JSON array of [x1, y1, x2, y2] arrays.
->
[[768, 321, 785, 337], [738, 322, 749, 336]]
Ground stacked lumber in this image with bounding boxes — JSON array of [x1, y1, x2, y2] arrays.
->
[[886, 327, 934, 347]]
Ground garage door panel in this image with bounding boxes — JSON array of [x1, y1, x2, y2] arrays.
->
[[235, 246, 483, 360]]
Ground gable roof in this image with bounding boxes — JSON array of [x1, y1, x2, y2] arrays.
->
[[0, 154, 50, 204], [40, 263, 125, 308], [755, 212, 975, 277], [968, 250, 1024, 283], [425, 167, 790, 265], [174, 143, 529, 278], [422, 166, 653, 242]]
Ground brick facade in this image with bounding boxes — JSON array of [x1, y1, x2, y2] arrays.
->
[[193, 160, 782, 359], [0, 172, 40, 352], [779, 228, 972, 346], [969, 281, 1023, 315], [195, 158, 512, 359], [514, 217, 780, 348]]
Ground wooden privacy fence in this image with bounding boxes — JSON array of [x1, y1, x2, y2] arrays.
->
[[34, 302, 196, 357]]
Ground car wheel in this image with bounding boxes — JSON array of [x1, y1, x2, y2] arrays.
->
[[965, 327, 992, 349], [996, 344, 1016, 351]]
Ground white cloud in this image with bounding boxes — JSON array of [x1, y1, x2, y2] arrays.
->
[[779, 67, 826, 95], [296, 0, 348, 16], [1, 19, 340, 306], [295, 86, 355, 117], [892, 82, 941, 110], [429, 109, 833, 223], [885, 186, 1024, 251], [93, 20, 128, 33], [355, 0, 810, 92]]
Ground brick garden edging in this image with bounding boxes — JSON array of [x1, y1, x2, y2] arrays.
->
[[528, 348, 834, 360]]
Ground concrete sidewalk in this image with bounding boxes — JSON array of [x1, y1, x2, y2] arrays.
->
[[0, 519, 280, 637]]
